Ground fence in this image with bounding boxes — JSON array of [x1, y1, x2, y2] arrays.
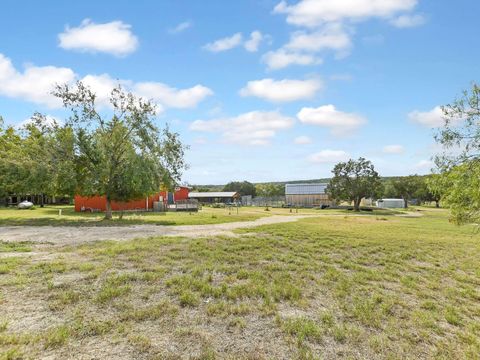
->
[[246, 196, 285, 207], [166, 199, 200, 212]]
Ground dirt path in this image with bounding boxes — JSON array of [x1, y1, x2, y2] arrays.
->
[[0, 215, 315, 246]]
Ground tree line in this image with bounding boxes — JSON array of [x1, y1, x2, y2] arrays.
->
[[195, 174, 437, 211], [327, 82, 479, 218], [0, 82, 187, 219], [210, 83, 480, 219]]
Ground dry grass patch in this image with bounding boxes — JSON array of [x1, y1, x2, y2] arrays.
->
[[0, 208, 479, 358]]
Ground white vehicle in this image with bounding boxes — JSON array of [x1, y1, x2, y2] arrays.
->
[[18, 200, 34, 209]]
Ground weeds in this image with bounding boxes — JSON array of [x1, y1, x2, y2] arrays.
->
[[1, 208, 480, 358]]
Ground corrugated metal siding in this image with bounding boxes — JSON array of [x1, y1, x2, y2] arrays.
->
[[376, 199, 404, 208], [285, 183, 328, 195], [286, 194, 332, 206]]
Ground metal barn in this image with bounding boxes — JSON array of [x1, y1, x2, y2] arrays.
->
[[188, 191, 240, 204], [285, 183, 332, 207]]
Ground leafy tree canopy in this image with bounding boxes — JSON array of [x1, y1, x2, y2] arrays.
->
[[391, 175, 421, 208], [255, 183, 284, 197], [0, 114, 76, 204], [223, 181, 256, 197], [433, 82, 480, 223], [53, 82, 187, 219], [327, 157, 382, 211]]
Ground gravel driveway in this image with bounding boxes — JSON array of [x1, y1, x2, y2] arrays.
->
[[0, 215, 315, 246]]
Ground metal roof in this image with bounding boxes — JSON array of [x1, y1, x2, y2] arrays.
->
[[285, 183, 328, 195], [189, 192, 238, 198]]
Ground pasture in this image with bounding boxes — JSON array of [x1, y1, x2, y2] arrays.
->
[[0, 207, 479, 359], [0, 205, 325, 227]]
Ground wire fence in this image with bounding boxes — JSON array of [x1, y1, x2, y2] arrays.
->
[[242, 196, 285, 207]]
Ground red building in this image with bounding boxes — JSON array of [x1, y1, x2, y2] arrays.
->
[[74, 186, 190, 212]]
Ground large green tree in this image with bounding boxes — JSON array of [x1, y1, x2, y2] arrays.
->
[[392, 175, 421, 208], [0, 117, 23, 199], [327, 158, 382, 211], [53, 82, 187, 219], [255, 183, 284, 197], [0, 114, 77, 205], [433, 82, 480, 223], [223, 181, 256, 197]]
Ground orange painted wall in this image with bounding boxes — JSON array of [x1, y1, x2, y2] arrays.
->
[[74, 187, 190, 212], [171, 186, 190, 201]]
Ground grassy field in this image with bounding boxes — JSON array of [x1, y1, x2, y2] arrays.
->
[[0, 205, 403, 227], [0, 205, 278, 227], [1, 208, 479, 359]]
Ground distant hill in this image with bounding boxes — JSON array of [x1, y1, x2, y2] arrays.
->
[[190, 175, 427, 192]]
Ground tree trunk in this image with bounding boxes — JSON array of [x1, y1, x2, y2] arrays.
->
[[435, 200, 440, 208], [403, 198, 408, 208], [40, 194, 44, 208], [353, 198, 361, 212], [105, 197, 113, 220]]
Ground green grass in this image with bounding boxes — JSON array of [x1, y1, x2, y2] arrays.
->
[[0, 207, 479, 358], [0, 205, 293, 226], [0, 204, 403, 227]]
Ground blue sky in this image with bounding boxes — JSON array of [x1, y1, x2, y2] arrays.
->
[[1, 0, 479, 184]]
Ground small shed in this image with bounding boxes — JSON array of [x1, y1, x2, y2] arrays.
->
[[376, 198, 404, 209], [285, 183, 332, 207], [188, 191, 239, 204]]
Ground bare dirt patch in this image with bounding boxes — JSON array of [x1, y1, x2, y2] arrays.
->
[[0, 215, 316, 246]]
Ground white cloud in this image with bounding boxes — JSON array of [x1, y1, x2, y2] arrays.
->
[[204, 31, 267, 53], [297, 105, 366, 136], [203, 33, 243, 52], [408, 106, 445, 127], [58, 19, 139, 56], [262, 49, 321, 70], [190, 110, 294, 146], [382, 144, 405, 154], [134, 82, 213, 108], [80, 74, 213, 110], [239, 78, 322, 103], [285, 23, 352, 53], [308, 149, 350, 163], [169, 21, 192, 34], [274, 0, 418, 27], [294, 135, 312, 145], [390, 14, 426, 28], [17, 114, 61, 129], [244, 31, 264, 52], [0, 53, 212, 110], [269, 0, 421, 70], [81, 73, 129, 108], [262, 24, 349, 70], [0, 54, 76, 108]]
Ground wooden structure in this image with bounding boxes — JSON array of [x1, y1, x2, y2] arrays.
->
[[285, 183, 332, 207], [188, 191, 240, 204], [74, 186, 190, 212]]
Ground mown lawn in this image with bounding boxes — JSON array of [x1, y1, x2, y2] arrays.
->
[[0, 205, 275, 227], [0, 205, 402, 227], [0, 208, 478, 359]]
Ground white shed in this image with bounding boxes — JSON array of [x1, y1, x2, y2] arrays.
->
[[376, 198, 404, 208]]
